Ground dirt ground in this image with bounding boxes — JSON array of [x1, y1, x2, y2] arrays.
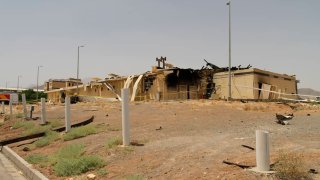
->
[[1, 100, 320, 180]]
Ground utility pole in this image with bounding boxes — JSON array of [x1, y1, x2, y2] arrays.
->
[[227, 1, 232, 101], [77, 45, 84, 95], [36, 65, 43, 101], [17, 75, 22, 92]]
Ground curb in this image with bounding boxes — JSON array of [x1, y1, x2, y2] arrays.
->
[[1, 146, 49, 180]]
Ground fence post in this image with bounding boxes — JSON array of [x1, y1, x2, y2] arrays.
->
[[65, 96, 71, 132], [1, 101, 4, 114], [121, 88, 130, 146], [9, 96, 13, 119], [22, 94, 28, 119], [40, 98, 47, 125], [256, 130, 270, 171]]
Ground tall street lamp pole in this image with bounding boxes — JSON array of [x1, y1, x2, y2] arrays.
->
[[77, 45, 85, 95], [17, 75, 22, 92], [5, 81, 9, 88], [227, 1, 232, 101], [36, 65, 43, 101]]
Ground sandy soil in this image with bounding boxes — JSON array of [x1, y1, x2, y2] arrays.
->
[[1, 100, 320, 180]]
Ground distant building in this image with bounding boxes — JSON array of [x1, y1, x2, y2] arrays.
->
[[44, 78, 82, 91], [45, 58, 298, 103]]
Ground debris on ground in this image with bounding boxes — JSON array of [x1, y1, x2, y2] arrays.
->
[[130, 140, 144, 146], [87, 173, 96, 179], [156, 126, 162, 131], [83, 109, 98, 112], [240, 100, 248, 103], [308, 169, 318, 174], [222, 160, 253, 169], [276, 113, 294, 125], [22, 146, 30, 151], [241, 145, 255, 150]]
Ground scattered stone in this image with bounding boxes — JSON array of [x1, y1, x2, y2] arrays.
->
[[307, 114, 311, 116], [22, 146, 30, 151], [308, 169, 318, 174], [87, 173, 96, 179], [156, 126, 162, 131]]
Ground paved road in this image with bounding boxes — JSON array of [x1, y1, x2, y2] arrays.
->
[[0, 152, 26, 180]]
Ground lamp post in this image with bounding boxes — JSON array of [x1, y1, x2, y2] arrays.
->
[[17, 75, 22, 92], [5, 81, 9, 88], [77, 45, 85, 95], [36, 65, 43, 101], [227, 1, 232, 101]]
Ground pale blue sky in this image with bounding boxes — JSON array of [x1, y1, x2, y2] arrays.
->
[[0, 0, 319, 90]]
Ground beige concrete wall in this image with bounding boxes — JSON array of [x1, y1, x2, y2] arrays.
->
[[253, 74, 297, 99], [213, 68, 297, 100], [213, 72, 255, 99], [49, 81, 66, 90], [47, 91, 61, 103]]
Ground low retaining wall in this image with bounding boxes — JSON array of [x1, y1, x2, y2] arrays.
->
[[1, 146, 48, 180]]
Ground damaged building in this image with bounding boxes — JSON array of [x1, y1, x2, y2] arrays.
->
[[45, 57, 298, 103]]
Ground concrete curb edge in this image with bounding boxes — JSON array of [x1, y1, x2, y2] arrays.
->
[[1, 146, 49, 180]]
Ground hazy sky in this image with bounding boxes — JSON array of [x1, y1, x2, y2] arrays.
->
[[0, 0, 319, 90]]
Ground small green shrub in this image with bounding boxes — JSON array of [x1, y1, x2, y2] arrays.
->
[[105, 137, 122, 148], [48, 119, 64, 128], [274, 151, 311, 180], [97, 168, 109, 176], [12, 121, 34, 129], [23, 125, 51, 136], [26, 154, 49, 166], [34, 131, 60, 147], [125, 175, 144, 180], [107, 127, 120, 131], [63, 124, 97, 141], [53, 156, 104, 176], [15, 113, 24, 118], [54, 144, 85, 160], [51, 144, 105, 177]]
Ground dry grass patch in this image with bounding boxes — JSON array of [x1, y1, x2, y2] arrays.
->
[[274, 151, 311, 180], [105, 137, 122, 148]]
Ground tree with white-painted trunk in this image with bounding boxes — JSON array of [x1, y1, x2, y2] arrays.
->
[[121, 88, 130, 146], [65, 96, 71, 132]]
